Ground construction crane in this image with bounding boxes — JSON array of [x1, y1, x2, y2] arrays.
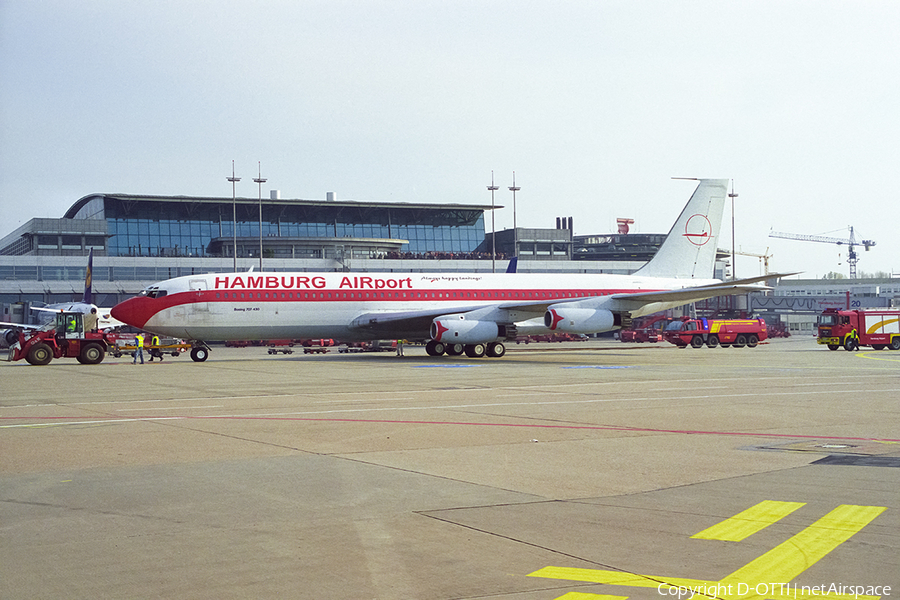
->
[[732, 248, 773, 276], [769, 226, 875, 278]]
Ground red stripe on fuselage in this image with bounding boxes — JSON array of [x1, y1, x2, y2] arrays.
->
[[111, 286, 656, 330]]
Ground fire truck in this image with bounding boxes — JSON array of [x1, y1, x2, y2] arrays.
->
[[663, 317, 768, 349], [6, 311, 112, 365], [817, 308, 900, 351]]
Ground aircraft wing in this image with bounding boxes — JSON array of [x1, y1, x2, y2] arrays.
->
[[349, 301, 549, 337], [348, 273, 797, 337], [604, 273, 799, 318], [0, 321, 40, 330]]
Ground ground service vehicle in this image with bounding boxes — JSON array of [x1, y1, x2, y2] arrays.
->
[[664, 317, 768, 349], [6, 311, 111, 365], [817, 308, 900, 351]]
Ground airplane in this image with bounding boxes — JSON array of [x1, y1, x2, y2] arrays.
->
[[110, 179, 787, 361], [1, 249, 123, 346]]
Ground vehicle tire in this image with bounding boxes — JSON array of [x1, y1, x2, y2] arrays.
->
[[890, 337, 900, 351], [486, 342, 506, 358], [747, 334, 759, 348], [464, 343, 486, 358], [827, 344, 839, 351], [80, 343, 105, 365], [706, 335, 719, 348], [190, 347, 209, 362], [425, 340, 446, 356], [691, 335, 704, 349], [446, 343, 465, 356], [27, 342, 53, 366], [843, 337, 857, 351], [734, 334, 747, 348]]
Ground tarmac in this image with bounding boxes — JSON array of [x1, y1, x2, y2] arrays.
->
[[1, 336, 897, 600]]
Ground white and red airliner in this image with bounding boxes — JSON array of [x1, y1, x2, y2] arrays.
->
[[110, 179, 779, 361]]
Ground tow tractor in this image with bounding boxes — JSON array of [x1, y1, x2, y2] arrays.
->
[[6, 311, 111, 365]]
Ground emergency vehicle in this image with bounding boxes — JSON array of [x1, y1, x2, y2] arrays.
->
[[664, 317, 768, 348], [817, 308, 900, 351]]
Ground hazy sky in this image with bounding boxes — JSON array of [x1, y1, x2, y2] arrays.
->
[[2, 1, 898, 279]]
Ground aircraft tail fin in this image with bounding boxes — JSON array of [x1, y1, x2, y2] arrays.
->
[[505, 257, 518, 273], [633, 178, 728, 279], [82, 249, 93, 305]]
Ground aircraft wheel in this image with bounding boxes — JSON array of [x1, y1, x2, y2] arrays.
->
[[486, 342, 506, 358], [190, 347, 209, 362], [690, 335, 704, 349], [464, 343, 486, 358], [425, 340, 446, 356], [734, 334, 747, 348], [445, 343, 465, 356], [747, 334, 759, 348], [706, 335, 719, 348], [80, 343, 105, 365], [27, 342, 53, 366]]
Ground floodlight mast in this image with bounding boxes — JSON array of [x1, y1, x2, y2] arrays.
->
[[509, 172, 520, 259], [227, 161, 241, 273], [487, 171, 499, 273], [254, 162, 267, 272]]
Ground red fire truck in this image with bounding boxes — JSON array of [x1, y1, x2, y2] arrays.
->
[[664, 317, 768, 349], [817, 308, 900, 351]]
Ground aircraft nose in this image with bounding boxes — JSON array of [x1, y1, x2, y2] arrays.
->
[[110, 297, 152, 329]]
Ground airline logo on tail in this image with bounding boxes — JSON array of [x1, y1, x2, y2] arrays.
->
[[683, 214, 713, 246]]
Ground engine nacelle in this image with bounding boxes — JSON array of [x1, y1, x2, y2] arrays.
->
[[431, 314, 500, 344], [544, 306, 615, 334]]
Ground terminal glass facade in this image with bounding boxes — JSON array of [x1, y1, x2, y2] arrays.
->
[[94, 196, 485, 258]]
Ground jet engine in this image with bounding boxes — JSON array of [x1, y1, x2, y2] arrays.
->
[[431, 314, 499, 344], [544, 306, 615, 334], [2, 328, 22, 347]]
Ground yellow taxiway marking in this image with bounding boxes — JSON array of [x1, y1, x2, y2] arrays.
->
[[530, 502, 887, 600], [691, 500, 806, 542], [555, 594, 628, 600], [720, 504, 886, 587]]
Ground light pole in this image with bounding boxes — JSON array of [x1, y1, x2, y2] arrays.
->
[[729, 182, 738, 280], [508, 172, 520, 259], [254, 162, 267, 272], [487, 171, 498, 273], [227, 161, 241, 272]]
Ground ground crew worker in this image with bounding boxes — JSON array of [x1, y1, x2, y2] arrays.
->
[[84, 308, 99, 333], [396, 339, 405, 357], [133, 333, 145, 365], [149, 334, 162, 361]]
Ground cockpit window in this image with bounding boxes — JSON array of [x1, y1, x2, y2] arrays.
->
[[141, 287, 167, 299]]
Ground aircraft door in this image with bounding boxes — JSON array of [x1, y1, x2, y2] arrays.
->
[[189, 279, 210, 320]]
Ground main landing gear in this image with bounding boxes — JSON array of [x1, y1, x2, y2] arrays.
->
[[190, 342, 211, 362], [425, 340, 506, 358]]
